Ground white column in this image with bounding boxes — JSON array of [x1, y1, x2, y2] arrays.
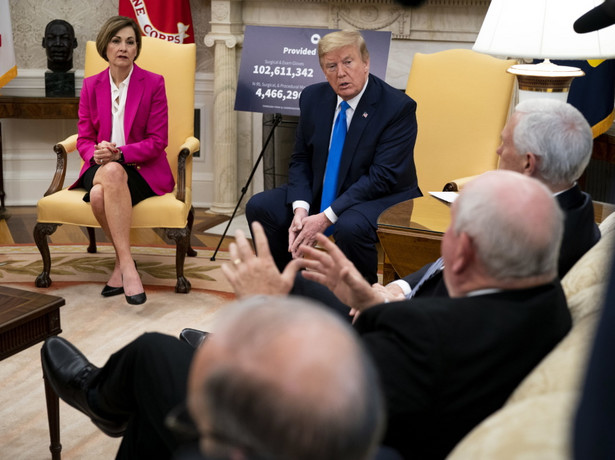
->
[[205, 0, 243, 215]]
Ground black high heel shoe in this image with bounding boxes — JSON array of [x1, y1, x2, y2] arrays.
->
[[102, 260, 137, 298], [125, 292, 147, 305], [101, 285, 124, 297], [125, 260, 146, 305]]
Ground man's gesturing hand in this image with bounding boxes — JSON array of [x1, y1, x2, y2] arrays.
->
[[222, 222, 303, 298], [299, 233, 384, 311]]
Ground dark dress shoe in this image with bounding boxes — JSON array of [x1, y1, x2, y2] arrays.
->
[[125, 291, 147, 305], [179, 328, 209, 349], [102, 261, 137, 297], [101, 285, 124, 297], [41, 336, 127, 437]]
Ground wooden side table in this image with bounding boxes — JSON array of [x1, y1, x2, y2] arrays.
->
[[377, 196, 452, 284], [0, 96, 79, 219], [0, 285, 65, 459]]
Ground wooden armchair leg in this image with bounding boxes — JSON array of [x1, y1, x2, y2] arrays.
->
[[167, 226, 192, 294], [33, 223, 60, 288], [86, 227, 97, 253], [187, 206, 197, 258]]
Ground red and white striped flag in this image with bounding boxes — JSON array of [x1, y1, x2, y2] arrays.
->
[[119, 0, 194, 44], [0, 0, 17, 88]]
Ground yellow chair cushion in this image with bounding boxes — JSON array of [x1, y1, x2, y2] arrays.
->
[[37, 188, 191, 228]]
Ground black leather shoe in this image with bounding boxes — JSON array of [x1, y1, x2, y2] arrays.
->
[[101, 285, 124, 297], [179, 328, 209, 349], [103, 260, 137, 297], [125, 292, 146, 305], [41, 336, 127, 437]]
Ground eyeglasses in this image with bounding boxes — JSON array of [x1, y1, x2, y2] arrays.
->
[[165, 402, 200, 442], [165, 403, 264, 459]]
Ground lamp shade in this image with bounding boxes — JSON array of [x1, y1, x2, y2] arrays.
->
[[473, 0, 615, 59]]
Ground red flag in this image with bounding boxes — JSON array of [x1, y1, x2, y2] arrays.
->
[[119, 0, 194, 44]]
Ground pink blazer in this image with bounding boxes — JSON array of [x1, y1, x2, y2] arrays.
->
[[71, 63, 174, 195]]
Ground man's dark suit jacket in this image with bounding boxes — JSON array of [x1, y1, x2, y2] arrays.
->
[[402, 184, 601, 298], [557, 184, 601, 276], [355, 281, 572, 459], [574, 247, 615, 459], [287, 73, 421, 223]]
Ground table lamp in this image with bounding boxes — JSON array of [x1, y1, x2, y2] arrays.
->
[[473, 0, 615, 102]]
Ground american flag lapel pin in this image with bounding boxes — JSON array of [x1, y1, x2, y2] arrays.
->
[[363, 112, 368, 118]]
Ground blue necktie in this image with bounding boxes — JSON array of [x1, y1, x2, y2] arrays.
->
[[321, 101, 350, 213], [408, 257, 444, 299]]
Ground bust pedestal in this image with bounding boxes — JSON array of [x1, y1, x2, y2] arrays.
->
[[44, 71, 75, 97]]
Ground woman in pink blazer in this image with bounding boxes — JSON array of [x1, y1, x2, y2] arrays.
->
[[70, 16, 174, 305]]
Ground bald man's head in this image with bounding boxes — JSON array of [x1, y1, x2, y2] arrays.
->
[[188, 296, 384, 460], [443, 171, 563, 295]]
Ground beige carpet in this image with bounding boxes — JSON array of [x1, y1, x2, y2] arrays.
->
[[0, 244, 234, 293], [0, 277, 234, 459]]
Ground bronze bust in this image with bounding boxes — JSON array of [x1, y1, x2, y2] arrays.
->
[[42, 19, 78, 73]]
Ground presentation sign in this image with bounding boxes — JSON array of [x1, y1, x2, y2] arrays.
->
[[234, 26, 392, 116]]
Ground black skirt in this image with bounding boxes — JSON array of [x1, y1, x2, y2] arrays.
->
[[78, 164, 157, 206]]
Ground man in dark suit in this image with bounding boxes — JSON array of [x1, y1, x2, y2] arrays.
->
[[246, 29, 419, 285], [574, 247, 615, 460], [223, 170, 572, 459], [572, 2, 615, 458], [291, 98, 599, 309], [40, 296, 386, 460]]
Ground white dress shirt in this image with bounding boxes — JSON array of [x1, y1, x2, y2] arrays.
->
[[110, 66, 134, 147]]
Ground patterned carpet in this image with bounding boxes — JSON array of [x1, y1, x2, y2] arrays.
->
[[0, 244, 235, 294]]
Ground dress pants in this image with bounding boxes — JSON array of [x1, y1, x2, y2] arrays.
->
[[94, 333, 195, 460], [92, 333, 405, 460], [246, 185, 380, 284]]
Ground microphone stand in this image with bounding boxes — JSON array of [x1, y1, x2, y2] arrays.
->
[[210, 113, 283, 261]]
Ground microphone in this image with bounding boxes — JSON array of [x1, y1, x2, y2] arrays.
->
[[574, 0, 615, 33]]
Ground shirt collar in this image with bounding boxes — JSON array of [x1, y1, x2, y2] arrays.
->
[[466, 288, 503, 297], [553, 181, 577, 197], [109, 65, 134, 92], [336, 76, 369, 112]]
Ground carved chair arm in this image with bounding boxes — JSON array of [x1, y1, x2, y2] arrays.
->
[[443, 174, 480, 192], [45, 134, 79, 196], [175, 136, 200, 203]]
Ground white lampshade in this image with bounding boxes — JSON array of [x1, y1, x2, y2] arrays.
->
[[474, 0, 615, 59], [473, 0, 615, 102]]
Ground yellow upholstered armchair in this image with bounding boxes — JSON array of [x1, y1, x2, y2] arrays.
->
[[407, 48, 517, 194], [33, 36, 199, 293], [377, 49, 517, 282]]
